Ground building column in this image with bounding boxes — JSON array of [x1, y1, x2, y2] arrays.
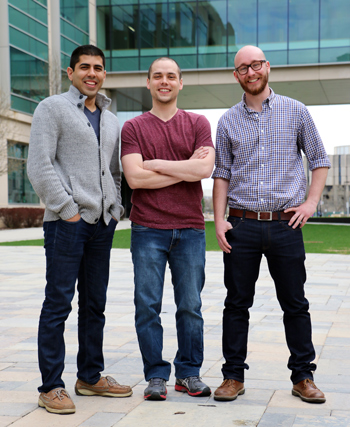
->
[[48, 0, 61, 95], [89, 0, 97, 46]]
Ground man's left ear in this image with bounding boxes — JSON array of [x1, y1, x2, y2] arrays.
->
[[179, 79, 183, 90]]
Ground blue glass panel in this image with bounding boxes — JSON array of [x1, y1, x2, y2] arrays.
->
[[228, 0, 257, 49], [288, 49, 319, 65], [60, 20, 89, 45], [197, 1, 227, 49], [61, 36, 80, 55], [169, 2, 196, 48], [10, 47, 49, 104], [109, 4, 139, 50], [198, 52, 226, 68], [9, 0, 47, 24], [320, 0, 350, 49], [140, 3, 168, 49], [9, 27, 48, 61], [60, 0, 89, 33], [263, 50, 288, 66], [258, 0, 287, 51], [9, 6, 48, 42], [8, 142, 40, 204], [111, 56, 139, 71], [170, 54, 197, 69], [320, 47, 350, 63], [288, 0, 319, 49], [10, 94, 38, 115]]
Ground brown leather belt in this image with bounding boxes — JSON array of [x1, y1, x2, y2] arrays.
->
[[229, 208, 294, 221]]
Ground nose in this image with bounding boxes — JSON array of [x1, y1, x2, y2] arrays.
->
[[246, 65, 255, 76], [88, 66, 96, 77]]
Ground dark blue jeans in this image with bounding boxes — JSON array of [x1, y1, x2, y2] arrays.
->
[[38, 217, 117, 393], [222, 216, 316, 384], [131, 224, 206, 381]]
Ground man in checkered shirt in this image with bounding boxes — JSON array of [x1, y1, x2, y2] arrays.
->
[[212, 45, 331, 404]]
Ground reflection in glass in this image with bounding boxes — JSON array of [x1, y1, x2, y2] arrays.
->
[[7, 142, 40, 204], [10, 48, 49, 105], [96, 0, 350, 72]]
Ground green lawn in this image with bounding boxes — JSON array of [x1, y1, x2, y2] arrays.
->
[[0, 223, 349, 254]]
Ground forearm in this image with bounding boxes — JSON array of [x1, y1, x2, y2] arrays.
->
[[121, 154, 181, 189], [306, 167, 329, 206], [144, 148, 215, 182], [213, 178, 229, 222]]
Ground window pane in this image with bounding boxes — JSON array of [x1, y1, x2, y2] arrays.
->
[[9, 0, 47, 24], [7, 142, 40, 204], [61, 36, 80, 55], [9, 27, 48, 61], [60, 0, 89, 33], [11, 95, 39, 115], [9, 6, 48, 42], [320, 0, 350, 54], [258, 0, 287, 52], [289, 0, 319, 52], [60, 20, 89, 45], [10, 48, 49, 106], [228, 0, 257, 51], [140, 3, 168, 49]]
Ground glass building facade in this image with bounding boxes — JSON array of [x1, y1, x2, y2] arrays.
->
[[8, 0, 49, 115], [60, 0, 90, 70], [96, 0, 350, 72]]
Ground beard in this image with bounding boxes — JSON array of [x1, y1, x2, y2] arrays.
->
[[238, 72, 269, 96]]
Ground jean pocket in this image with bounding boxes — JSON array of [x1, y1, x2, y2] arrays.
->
[[226, 217, 242, 234], [279, 220, 302, 232]]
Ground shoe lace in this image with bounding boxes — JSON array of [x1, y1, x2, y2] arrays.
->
[[106, 376, 119, 386], [184, 376, 202, 388], [54, 388, 70, 401], [303, 379, 318, 389], [150, 378, 165, 386], [221, 379, 237, 388]]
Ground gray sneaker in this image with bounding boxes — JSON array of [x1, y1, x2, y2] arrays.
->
[[175, 376, 211, 396], [144, 378, 167, 400]]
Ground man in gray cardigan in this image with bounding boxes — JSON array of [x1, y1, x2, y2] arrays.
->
[[27, 45, 132, 415]]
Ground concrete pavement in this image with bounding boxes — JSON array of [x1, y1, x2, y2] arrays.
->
[[0, 223, 349, 426]]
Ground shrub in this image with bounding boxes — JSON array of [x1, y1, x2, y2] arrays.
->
[[0, 207, 44, 229]]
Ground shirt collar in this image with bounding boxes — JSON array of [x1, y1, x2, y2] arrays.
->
[[241, 87, 275, 113]]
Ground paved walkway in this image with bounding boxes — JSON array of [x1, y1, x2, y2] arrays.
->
[[0, 224, 349, 426]]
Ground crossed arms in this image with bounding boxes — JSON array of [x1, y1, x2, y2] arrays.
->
[[122, 146, 215, 190]]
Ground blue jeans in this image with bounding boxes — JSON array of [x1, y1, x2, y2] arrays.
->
[[131, 223, 206, 381], [38, 217, 117, 393], [222, 216, 316, 384]]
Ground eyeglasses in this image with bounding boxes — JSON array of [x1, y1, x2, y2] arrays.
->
[[235, 60, 267, 75]]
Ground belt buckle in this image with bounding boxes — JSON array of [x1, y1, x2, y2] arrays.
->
[[258, 211, 272, 221]]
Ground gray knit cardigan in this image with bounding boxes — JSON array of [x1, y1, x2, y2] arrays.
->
[[27, 85, 124, 225]]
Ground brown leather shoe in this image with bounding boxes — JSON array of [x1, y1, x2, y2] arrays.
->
[[214, 379, 245, 401], [75, 375, 132, 397], [38, 388, 76, 414], [292, 378, 326, 403]]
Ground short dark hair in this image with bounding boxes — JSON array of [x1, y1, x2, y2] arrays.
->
[[148, 57, 182, 80], [70, 45, 106, 70]]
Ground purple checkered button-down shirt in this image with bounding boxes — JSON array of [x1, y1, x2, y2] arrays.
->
[[212, 89, 331, 212]]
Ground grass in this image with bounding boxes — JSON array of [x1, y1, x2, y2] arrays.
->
[[0, 223, 349, 254]]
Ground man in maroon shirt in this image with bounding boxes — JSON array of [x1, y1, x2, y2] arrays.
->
[[121, 57, 215, 400]]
